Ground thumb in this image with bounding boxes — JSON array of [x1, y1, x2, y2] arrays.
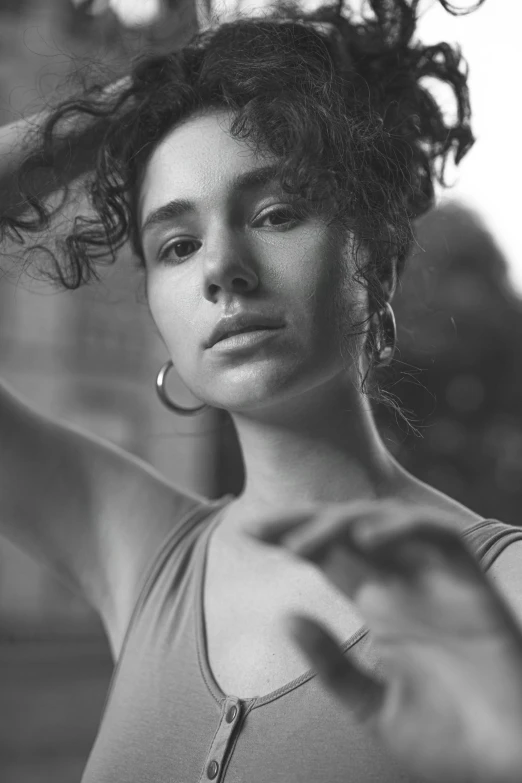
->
[[288, 614, 385, 723]]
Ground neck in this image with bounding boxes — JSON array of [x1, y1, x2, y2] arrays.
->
[[224, 371, 408, 530]]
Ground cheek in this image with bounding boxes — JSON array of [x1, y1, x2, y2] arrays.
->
[[313, 237, 354, 314], [290, 228, 343, 299], [147, 281, 169, 331], [146, 279, 194, 353]]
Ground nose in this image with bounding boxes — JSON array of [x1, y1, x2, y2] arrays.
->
[[202, 223, 259, 301]]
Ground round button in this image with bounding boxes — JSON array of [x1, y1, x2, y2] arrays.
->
[[207, 760, 219, 779], [226, 705, 238, 723]]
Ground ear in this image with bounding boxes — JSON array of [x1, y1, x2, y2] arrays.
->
[[381, 256, 398, 303]]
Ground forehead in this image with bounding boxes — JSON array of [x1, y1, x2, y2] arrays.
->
[[138, 110, 273, 226]]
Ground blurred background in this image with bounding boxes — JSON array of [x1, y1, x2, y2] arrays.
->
[[0, 0, 521, 781]]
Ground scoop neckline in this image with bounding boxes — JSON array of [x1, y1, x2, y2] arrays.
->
[[194, 500, 370, 708]]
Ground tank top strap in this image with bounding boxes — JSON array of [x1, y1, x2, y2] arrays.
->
[[135, 494, 234, 607], [118, 494, 234, 659], [461, 518, 522, 572]]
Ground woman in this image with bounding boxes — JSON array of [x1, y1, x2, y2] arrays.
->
[[1, 0, 522, 781]]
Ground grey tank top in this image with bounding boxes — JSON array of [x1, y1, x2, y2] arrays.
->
[[80, 496, 522, 783]]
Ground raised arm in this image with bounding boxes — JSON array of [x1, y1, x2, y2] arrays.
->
[[0, 76, 130, 221], [0, 375, 202, 659], [0, 76, 206, 658]]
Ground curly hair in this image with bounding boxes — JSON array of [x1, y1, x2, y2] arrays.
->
[[1, 0, 484, 421]]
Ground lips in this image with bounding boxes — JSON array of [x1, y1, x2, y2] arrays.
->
[[207, 314, 284, 348], [217, 325, 278, 342]]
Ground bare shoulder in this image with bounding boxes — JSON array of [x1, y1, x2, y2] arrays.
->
[[473, 534, 522, 632], [398, 474, 483, 532], [404, 474, 522, 621], [482, 537, 522, 623]]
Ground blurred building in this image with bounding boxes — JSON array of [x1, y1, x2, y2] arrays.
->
[[0, 1, 218, 780]]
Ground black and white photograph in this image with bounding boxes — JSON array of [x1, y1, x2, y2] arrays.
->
[[1, 0, 522, 781]]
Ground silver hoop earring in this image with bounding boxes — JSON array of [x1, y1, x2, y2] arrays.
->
[[370, 302, 397, 367], [155, 360, 210, 416]]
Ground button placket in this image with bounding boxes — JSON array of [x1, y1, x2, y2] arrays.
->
[[199, 696, 242, 782]]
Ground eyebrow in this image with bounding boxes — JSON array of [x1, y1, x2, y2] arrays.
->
[[140, 163, 281, 237]]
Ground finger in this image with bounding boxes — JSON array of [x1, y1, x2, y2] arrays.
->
[[255, 505, 415, 599], [274, 503, 418, 579], [281, 508, 372, 562], [276, 507, 506, 613], [352, 513, 488, 582], [336, 505, 490, 583], [350, 504, 461, 552], [254, 507, 391, 599], [247, 500, 385, 546], [310, 544, 382, 599], [246, 506, 319, 544], [353, 515, 522, 632], [251, 500, 464, 553], [288, 613, 385, 723], [260, 499, 421, 561]]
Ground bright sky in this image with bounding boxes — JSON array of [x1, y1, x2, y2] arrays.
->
[[415, 0, 522, 295], [108, 0, 162, 25], [114, 0, 522, 294]]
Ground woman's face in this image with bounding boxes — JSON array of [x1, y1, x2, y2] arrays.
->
[[138, 109, 368, 413]]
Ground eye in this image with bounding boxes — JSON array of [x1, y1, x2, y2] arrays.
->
[[257, 206, 300, 229], [158, 238, 201, 263], [156, 206, 300, 265]]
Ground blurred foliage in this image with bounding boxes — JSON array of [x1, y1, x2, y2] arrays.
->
[[374, 200, 522, 527]]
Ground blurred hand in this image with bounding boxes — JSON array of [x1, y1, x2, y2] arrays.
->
[[247, 500, 522, 783]]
